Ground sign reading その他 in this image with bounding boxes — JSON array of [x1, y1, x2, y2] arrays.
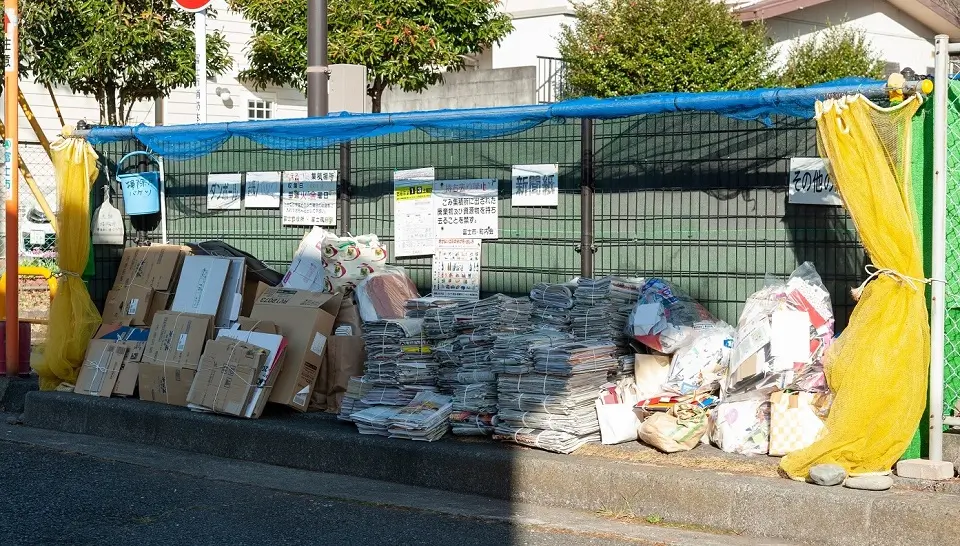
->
[[512, 164, 558, 207], [788, 158, 841, 206], [282, 170, 338, 226], [434, 179, 498, 239]]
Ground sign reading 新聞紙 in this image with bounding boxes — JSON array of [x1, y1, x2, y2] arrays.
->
[[788, 158, 841, 206]]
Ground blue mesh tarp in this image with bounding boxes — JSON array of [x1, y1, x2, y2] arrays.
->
[[88, 78, 886, 160]]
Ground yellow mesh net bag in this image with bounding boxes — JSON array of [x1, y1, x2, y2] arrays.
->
[[32, 128, 102, 390], [780, 94, 928, 479]]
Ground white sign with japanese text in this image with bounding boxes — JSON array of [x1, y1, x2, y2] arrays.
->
[[512, 164, 558, 207], [432, 238, 481, 301], [207, 173, 242, 210], [394, 167, 437, 257], [245, 171, 281, 209], [788, 158, 842, 206], [433, 179, 498, 240], [281, 170, 338, 226]]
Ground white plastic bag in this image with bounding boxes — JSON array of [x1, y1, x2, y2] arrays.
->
[[626, 278, 728, 354], [92, 186, 124, 246]]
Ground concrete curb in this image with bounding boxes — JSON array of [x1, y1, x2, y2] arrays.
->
[[0, 376, 37, 414], [22, 391, 960, 546]]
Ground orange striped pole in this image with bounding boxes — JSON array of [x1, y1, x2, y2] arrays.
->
[[4, 0, 20, 376]]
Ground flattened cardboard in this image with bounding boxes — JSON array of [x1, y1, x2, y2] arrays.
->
[[112, 345, 141, 397], [142, 312, 215, 369], [215, 257, 246, 328], [240, 281, 270, 318], [171, 255, 231, 317], [114, 245, 187, 291], [138, 363, 197, 407], [94, 324, 150, 362], [102, 286, 156, 326], [216, 329, 287, 418], [187, 338, 270, 417], [75, 341, 127, 397], [234, 317, 281, 334], [251, 288, 342, 411]]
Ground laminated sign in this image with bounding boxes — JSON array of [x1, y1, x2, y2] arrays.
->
[[281, 170, 338, 227], [788, 158, 841, 206], [512, 164, 558, 207], [432, 238, 481, 300], [433, 179, 498, 239], [207, 173, 242, 210], [245, 171, 281, 209], [394, 167, 436, 257]]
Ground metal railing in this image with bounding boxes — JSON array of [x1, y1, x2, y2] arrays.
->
[[536, 56, 568, 104]]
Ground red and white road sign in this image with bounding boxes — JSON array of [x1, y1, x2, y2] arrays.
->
[[173, 0, 214, 12]]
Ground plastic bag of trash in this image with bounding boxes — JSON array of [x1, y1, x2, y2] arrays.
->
[[663, 325, 734, 395], [638, 403, 707, 453], [626, 278, 728, 354], [708, 391, 771, 455]]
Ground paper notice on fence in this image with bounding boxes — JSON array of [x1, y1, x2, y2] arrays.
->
[[433, 179, 498, 240], [281, 170, 338, 227], [207, 173, 242, 210], [394, 167, 436, 257], [788, 158, 841, 206], [432, 238, 481, 301], [512, 164, 558, 207], [245, 171, 281, 209]]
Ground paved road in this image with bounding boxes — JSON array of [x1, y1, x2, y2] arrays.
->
[[0, 440, 646, 546]]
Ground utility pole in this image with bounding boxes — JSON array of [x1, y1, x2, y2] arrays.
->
[[3, 0, 20, 376], [307, 0, 329, 117]]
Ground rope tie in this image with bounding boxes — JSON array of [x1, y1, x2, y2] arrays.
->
[[851, 264, 942, 301]]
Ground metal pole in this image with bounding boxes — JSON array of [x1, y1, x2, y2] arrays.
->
[[307, 0, 329, 116], [195, 10, 207, 123], [580, 118, 594, 278], [3, 0, 19, 376], [930, 34, 950, 462], [339, 143, 351, 234]]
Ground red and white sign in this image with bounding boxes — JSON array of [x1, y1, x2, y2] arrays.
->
[[173, 0, 213, 12]]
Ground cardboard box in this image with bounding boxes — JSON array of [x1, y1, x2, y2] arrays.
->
[[240, 280, 270, 317], [216, 329, 287, 418], [250, 288, 342, 411], [186, 338, 271, 417], [102, 287, 171, 326], [215, 257, 247, 328], [94, 324, 150, 361], [139, 363, 197, 407], [75, 341, 127, 397], [171, 255, 231, 317], [114, 245, 188, 291], [142, 312, 215, 368]]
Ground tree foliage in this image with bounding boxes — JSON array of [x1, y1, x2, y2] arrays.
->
[[779, 23, 886, 88], [1, 0, 232, 125], [230, 0, 513, 112], [558, 0, 773, 98]]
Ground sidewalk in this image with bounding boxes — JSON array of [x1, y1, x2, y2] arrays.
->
[[19, 391, 960, 546]]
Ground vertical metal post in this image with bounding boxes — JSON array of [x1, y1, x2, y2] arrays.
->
[[339, 143, 351, 235], [4, 0, 20, 376], [580, 118, 595, 278], [307, 0, 329, 116], [195, 10, 207, 123], [929, 34, 950, 462]]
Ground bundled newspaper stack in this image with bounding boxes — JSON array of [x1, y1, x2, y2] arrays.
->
[[360, 319, 431, 408], [337, 376, 373, 422], [494, 340, 620, 453], [570, 277, 643, 344], [405, 296, 459, 319], [530, 282, 574, 332], [387, 391, 454, 441], [353, 406, 402, 435]]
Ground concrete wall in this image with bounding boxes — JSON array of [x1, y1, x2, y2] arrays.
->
[[379, 67, 537, 113]]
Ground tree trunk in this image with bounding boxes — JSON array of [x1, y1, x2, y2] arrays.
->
[[104, 84, 118, 126], [368, 77, 387, 114], [97, 89, 107, 125]]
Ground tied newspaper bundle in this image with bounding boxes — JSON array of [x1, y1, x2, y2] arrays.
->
[[489, 329, 571, 375], [337, 376, 372, 421], [530, 282, 574, 332], [439, 295, 533, 435], [360, 319, 433, 407], [352, 391, 452, 441], [570, 277, 643, 344], [494, 341, 620, 453]]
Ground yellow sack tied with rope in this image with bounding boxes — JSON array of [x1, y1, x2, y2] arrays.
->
[[32, 127, 102, 390], [780, 95, 929, 479]]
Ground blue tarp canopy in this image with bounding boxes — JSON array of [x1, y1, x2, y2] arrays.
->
[[87, 78, 885, 160]]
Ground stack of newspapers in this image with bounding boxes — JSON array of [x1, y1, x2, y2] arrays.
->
[[530, 282, 574, 333], [570, 277, 643, 344], [360, 318, 431, 408]]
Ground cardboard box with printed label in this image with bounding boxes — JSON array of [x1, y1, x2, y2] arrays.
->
[[93, 324, 151, 397], [186, 338, 272, 418], [139, 364, 197, 407], [75, 341, 127, 397], [171, 256, 231, 317], [142, 312, 215, 368], [250, 287, 342, 411], [101, 287, 171, 327], [114, 245, 188, 291]]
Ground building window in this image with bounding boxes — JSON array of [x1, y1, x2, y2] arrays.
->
[[248, 99, 273, 120]]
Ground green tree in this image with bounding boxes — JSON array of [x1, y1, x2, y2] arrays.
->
[[230, 0, 513, 113], [779, 23, 885, 88], [1, 0, 233, 125], [558, 0, 773, 98]]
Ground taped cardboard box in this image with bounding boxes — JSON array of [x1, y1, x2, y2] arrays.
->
[[142, 312, 215, 368], [94, 324, 151, 397], [114, 245, 188, 291], [186, 338, 272, 418], [139, 364, 197, 407], [101, 287, 171, 327], [171, 255, 231, 317], [75, 341, 127, 397], [250, 287, 342, 411]]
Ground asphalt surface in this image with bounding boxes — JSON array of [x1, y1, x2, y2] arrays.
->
[[0, 440, 646, 546]]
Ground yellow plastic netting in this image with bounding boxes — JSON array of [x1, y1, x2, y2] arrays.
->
[[32, 128, 102, 390], [780, 94, 929, 479]]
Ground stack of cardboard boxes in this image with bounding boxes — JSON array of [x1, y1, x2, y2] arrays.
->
[[74, 245, 355, 419]]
